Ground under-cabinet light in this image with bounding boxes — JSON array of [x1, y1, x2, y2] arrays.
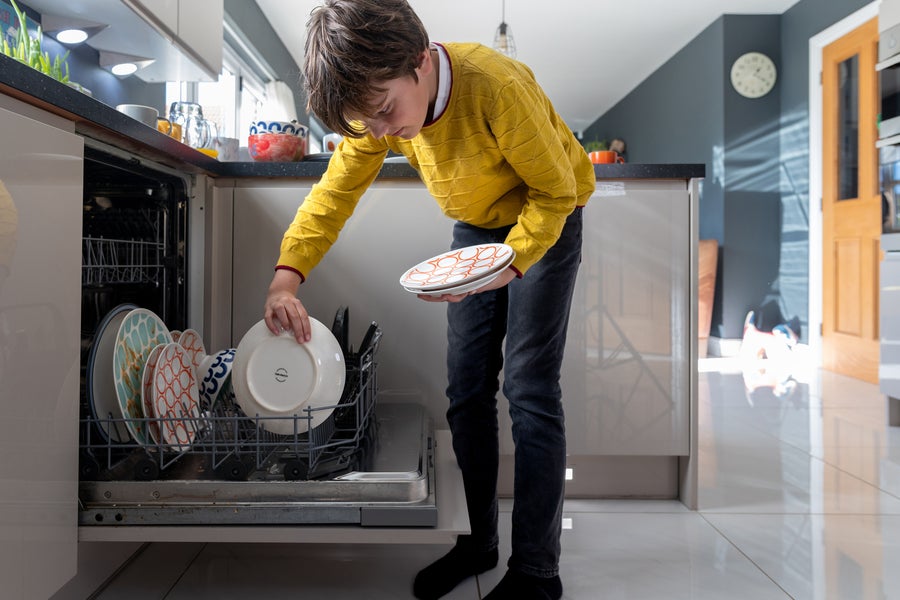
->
[[99, 51, 154, 78], [41, 14, 107, 46], [54, 29, 88, 44], [111, 63, 138, 76]]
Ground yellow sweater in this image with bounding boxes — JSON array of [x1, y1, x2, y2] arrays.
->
[[278, 42, 595, 278]]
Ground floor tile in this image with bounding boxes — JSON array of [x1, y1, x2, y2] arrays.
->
[[95, 543, 206, 599], [163, 542, 478, 600], [698, 433, 900, 514], [703, 514, 900, 600], [479, 510, 791, 599]]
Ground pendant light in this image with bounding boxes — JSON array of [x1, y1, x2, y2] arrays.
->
[[493, 0, 516, 59]]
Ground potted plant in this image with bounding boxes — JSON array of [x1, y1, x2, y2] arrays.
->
[[584, 139, 608, 153], [1, 0, 71, 84]]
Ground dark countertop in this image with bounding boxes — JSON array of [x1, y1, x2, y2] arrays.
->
[[1, 55, 705, 181]]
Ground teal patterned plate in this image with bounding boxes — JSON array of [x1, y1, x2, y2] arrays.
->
[[113, 308, 172, 445]]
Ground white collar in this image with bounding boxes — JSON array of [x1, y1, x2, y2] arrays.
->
[[431, 43, 451, 121]]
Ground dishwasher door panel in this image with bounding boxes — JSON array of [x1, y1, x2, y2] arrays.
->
[[0, 104, 83, 599]]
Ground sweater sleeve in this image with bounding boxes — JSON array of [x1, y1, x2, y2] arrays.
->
[[277, 136, 389, 277], [487, 71, 579, 274]]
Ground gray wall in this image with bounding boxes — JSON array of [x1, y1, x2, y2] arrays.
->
[[584, 18, 726, 243], [584, 0, 872, 341], [721, 15, 782, 338]]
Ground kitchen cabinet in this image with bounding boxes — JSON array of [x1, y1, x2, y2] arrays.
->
[[228, 176, 699, 503], [132, 0, 179, 33], [126, 0, 224, 79], [0, 100, 83, 599], [21, 0, 222, 82]]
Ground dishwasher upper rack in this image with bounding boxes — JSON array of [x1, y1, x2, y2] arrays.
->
[[82, 205, 168, 287], [79, 326, 382, 482]]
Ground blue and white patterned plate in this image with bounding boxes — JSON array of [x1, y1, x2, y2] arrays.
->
[[198, 348, 236, 409]]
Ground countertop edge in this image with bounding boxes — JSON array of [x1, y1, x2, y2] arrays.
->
[[1, 56, 705, 181]]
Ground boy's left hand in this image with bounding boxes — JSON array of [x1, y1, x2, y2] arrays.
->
[[417, 267, 517, 303]]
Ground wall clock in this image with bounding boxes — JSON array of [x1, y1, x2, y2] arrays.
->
[[730, 52, 777, 99]]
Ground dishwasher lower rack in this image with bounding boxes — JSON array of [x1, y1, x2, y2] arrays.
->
[[79, 328, 382, 484], [78, 403, 437, 527]]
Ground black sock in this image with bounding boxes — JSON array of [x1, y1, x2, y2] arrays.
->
[[412, 543, 499, 599], [483, 569, 563, 600]]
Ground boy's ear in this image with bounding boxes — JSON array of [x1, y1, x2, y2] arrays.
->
[[416, 48, 434, 76]]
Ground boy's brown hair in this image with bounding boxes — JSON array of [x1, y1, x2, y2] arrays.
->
[[304, 0, 430, 137]]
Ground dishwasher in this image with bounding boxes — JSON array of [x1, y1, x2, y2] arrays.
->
[[76, 145, 439, 529]]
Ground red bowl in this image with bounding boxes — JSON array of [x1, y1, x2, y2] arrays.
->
[[248, 133, 306, 162]]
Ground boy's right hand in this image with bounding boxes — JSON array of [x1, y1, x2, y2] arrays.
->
[[264, 270, 311, 343]]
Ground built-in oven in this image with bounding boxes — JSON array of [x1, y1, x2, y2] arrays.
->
[[878, 78, 900, 426], [879, 22, 900, 140]]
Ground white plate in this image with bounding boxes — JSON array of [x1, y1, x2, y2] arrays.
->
[[232, 318, 345, 435], [152, 342, 201, 451], [113, 308, 173, 445], [399, 243, 514, 291], [86, 303, 137, 443], [140, 343, 166, 445], [403, 269, 502, 297]]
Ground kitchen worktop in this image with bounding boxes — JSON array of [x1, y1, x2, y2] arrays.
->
[[0, 55, 705, 181]]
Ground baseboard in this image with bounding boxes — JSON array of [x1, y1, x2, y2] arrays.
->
[[707, 336, 742, 357]]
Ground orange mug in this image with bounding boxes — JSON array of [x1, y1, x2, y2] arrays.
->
[[157, 118, 183, 141], [156, 117, 172, 135], [169, 122, 183, 142], [589, 150, 624, 164]]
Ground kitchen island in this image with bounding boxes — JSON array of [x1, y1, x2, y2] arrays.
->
[[0, 53, 703, 596]]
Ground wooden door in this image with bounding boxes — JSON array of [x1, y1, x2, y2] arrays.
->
[[822, 18, 880, 383]]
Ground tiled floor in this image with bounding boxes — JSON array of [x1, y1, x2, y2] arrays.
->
[[90, 356, 900, 599]]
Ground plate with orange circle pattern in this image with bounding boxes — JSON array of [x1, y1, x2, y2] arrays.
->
[[152, 342, 201, 451], [399, 243, 514, 291]]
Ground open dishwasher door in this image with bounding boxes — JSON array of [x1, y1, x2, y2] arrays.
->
[[78, 317, 468, 543]]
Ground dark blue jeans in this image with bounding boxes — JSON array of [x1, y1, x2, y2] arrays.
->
[[445, 207, 583, 579]]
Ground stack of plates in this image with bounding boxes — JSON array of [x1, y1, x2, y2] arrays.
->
[[399, 243, 515, 297], [87, 304, 234, 451]]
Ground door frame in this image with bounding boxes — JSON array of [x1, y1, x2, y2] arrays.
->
[[808, 1, 878, 368]]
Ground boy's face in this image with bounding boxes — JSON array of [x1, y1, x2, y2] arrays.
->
[[349, 50, 435, 140]]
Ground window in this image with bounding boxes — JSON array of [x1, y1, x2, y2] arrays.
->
[[165, 44, 268, 145]]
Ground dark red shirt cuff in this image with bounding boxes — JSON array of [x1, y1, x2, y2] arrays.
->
[[275, 264, 305, 284]]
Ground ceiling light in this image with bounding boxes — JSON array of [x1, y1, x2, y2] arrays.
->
[[41, 14, 107, 46], [98, 51, 155, 78], [493, 0, 516, 59]]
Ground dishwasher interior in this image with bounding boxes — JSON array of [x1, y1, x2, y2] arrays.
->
[[77, 147, 437, 528]]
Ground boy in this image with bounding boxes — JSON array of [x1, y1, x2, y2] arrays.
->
[[263, 1, 595, 598]]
